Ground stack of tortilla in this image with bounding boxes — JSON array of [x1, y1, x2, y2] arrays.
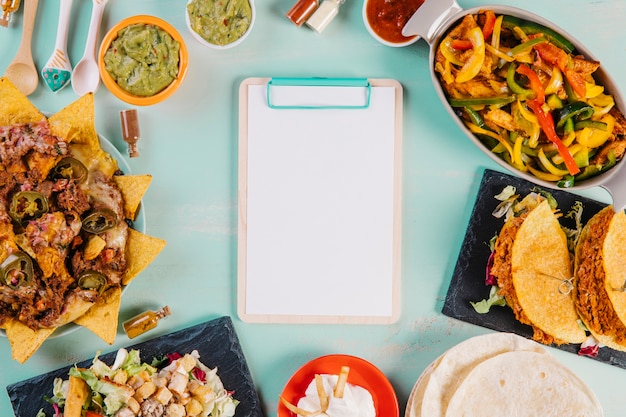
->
[[406, 333, 603, 417]]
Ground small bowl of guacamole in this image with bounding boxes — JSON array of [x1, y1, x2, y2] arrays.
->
[[98, 15, 189, 106], [186, 0, 255, 49]]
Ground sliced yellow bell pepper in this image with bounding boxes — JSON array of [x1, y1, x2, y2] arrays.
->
[[491, 15, 503, 50], [527, 165, 563, 181], [456, 27, 486, 83], [544, 66, 563, 96], [465, 122, 513, 159], [538, 148, 570, 176], [576, 113, 615, 148], [439, 36, 465, 66], [512, 134, 525, 167], [585, 83, 604, 99]]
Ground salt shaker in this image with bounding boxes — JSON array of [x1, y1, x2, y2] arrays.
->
[[306, 0, 345, 33]]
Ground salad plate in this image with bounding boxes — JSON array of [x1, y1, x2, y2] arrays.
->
[[278, 353, 399, 417], [7, 316, 263, 417], [444, 168, 626, 369]]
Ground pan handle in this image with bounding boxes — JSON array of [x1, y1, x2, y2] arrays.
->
[[601, 171, 626, 212], [402, 0, 462, 43]]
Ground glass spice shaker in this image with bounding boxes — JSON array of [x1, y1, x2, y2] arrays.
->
[[286, 0, 319, 27], [305, 0, 345, 33], [120, 109, 140, 158], [0, 0, 22, 27], [123, 305, 171, 339]]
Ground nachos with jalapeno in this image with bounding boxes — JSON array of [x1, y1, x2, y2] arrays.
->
[[0, 77, 166, 363], [435, 10, 626, 187]]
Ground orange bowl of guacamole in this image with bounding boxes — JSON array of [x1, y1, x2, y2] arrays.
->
[[98, 15, 189, 106]]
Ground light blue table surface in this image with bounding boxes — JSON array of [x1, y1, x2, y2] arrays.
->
[[1, 0, 625, 416]]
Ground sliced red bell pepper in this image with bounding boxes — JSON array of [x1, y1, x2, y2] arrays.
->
[[482, 10, 496, 39], [453, 11, 496, 49], [452, 39, 473, 50], [85, 412, 106, 417], [516, 64, 545, 104], [533, 42, 586, 98], [526, 99, 580, 175]]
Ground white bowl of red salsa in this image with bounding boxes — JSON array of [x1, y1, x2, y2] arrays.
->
[[362, 0, 424, 47]]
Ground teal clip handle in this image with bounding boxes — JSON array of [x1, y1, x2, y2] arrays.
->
[[267, 77, 371, 109]]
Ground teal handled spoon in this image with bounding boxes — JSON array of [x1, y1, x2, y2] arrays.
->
[[71, 0, 109, 95], [41, 0, 73, 92]]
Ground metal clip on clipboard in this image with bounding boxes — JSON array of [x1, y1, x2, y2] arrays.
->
[[266, 77, 372, 109]]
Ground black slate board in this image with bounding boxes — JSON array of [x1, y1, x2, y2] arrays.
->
[[443, 168, 626, 369], [7, 316, 264, 417]]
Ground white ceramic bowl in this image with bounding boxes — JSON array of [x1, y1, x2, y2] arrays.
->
[[403, 0, 626, 210], [362, 0, 420, 47], [185, 0, 255, 50]]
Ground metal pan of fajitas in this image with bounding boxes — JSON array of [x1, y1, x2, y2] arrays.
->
[[403, 0, 626, 210]]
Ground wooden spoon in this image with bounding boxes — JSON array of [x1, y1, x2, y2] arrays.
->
[[4, 0, 39, 96]]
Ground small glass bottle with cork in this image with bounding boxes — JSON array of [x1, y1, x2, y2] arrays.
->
[[123, 305, 171, 339]]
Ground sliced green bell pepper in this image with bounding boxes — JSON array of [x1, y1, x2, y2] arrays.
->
[[501, 15, 575, 54], [553, 101, 594, 132], [449, 95, 516, 107]]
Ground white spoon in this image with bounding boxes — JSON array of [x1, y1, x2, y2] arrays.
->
[[71, 0, 109, 96], [41, 0, 73, 92], [4, 0, 39, 96]]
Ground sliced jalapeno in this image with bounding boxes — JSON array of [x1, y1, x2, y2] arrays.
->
[[9, 191, 49, 225], [50, 157, 88, 183], [77, 270, 107, 294], [82, 208, 118, 234], [1, 251, 34, 289]]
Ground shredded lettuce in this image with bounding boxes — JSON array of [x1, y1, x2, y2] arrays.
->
[[470, 285, 507, 314], [69, 367, 133, 415], [563, 200, 584, 252]]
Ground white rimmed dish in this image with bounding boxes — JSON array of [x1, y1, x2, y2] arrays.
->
[[362, 0, 421, 47], [185, 0, 255, 50], [0, 135, 145, 339], [278, 354, 399, 417]]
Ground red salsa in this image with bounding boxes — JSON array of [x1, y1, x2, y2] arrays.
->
[[366, 0, 424, 44]]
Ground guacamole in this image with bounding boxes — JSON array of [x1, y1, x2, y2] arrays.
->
[[187, 0, 252, 46], [104, 24, 180, 97]]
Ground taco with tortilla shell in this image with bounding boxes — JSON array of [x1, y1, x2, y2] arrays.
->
[[490, 194, 586, 345], [574, 206, 626, 351]]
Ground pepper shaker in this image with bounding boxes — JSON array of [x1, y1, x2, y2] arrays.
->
[[120, 109, 140, 158]]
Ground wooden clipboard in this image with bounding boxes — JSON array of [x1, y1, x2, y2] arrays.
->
[[238, 77, 402, 324]]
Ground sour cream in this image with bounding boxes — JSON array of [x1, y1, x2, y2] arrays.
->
[[296, 374, 376, 417]]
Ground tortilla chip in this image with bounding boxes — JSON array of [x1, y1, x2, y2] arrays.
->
[[511, 200, 586, 344], [114, 174, 153, 220], [123, 229, 166, 285], [0, 77, 45, 125], [70, 142, 119, 178], [74, 286, 122, 344], [48, 94, 98, 148], [4, 320, 56, 364], [53, 296, 96, 327], [65, 375, 90, 417]]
